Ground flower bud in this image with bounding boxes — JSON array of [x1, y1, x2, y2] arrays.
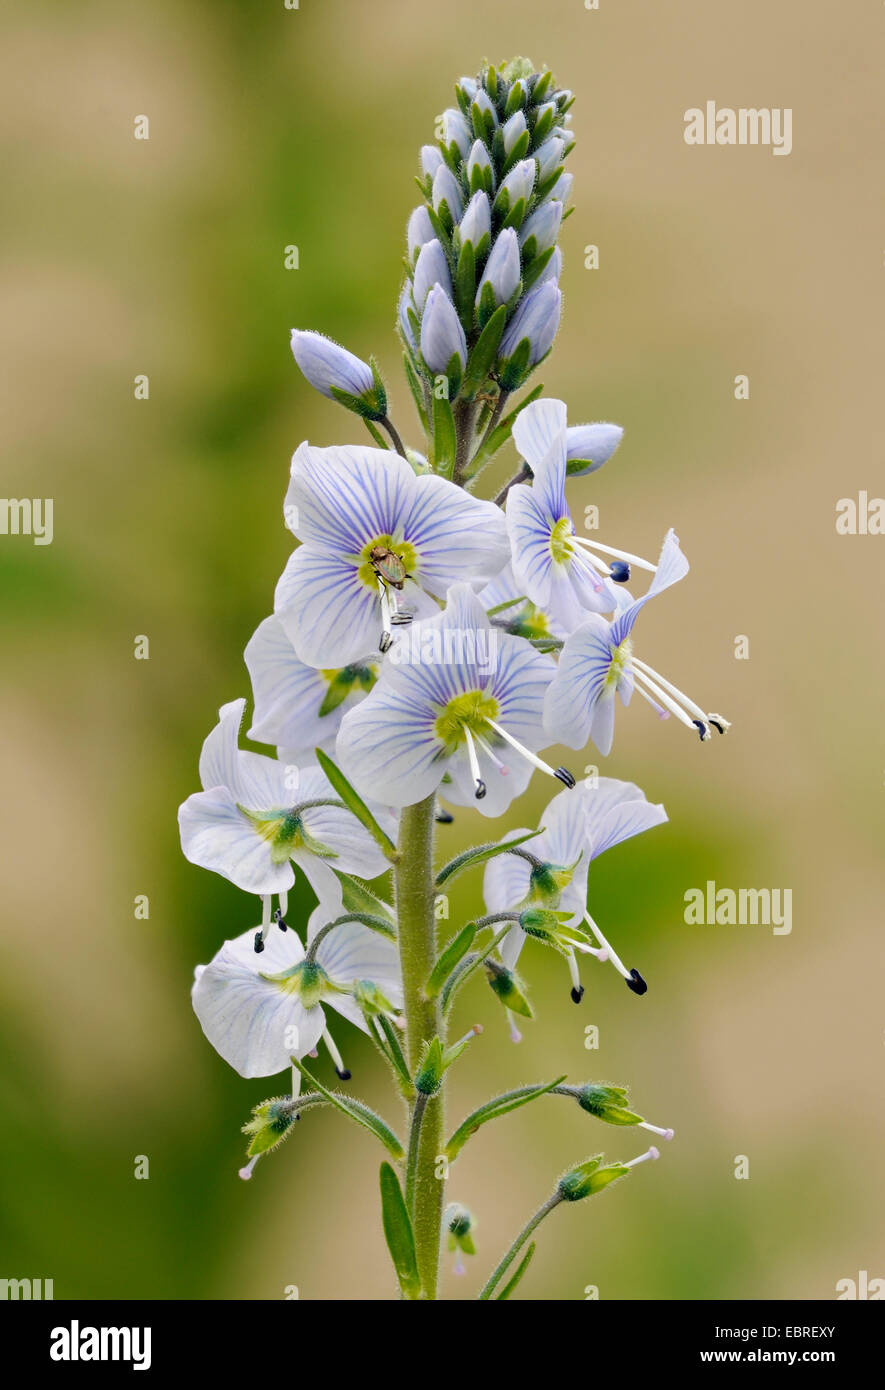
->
[[420, 283, 467, 377], [495, 158, 536, 215], [290, 329, 373, 400], [457, 190, 491, 253], [499, 282, 562, 380], [535, 135, 565, 182], [413, 238, 452, 309], [476, 226, 521, 309], [574, 1083, 643, 1126], [421, 144, 444, 180], [466, 139, 495, 194], [432, 164, 464, 224], [565, 423, 624, 476], [398, 287, 417, 352], [415, 1036, 444, 1095], [472, 88, 498, 129], [558, 1155, 629, 1202], [519, 200, 563, 260], [407, 204, 435, 261], [550, 171, 574, 205], [441, 107, 472, 160], [537, 246, 562, 286], [290, 330, 387, 420], [502, 109, 528, 156]]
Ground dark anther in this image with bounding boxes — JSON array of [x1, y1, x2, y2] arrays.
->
[[554, 766, 576, 788], [435, 807, 454, 824], [609, 560, 630, 583], [336, 1068, 352, 1081], [709, 715, 728, 735], [625, 968, 647, 996], [692, 719, 710, 741], [570, 985, 585, 1004], [253, 931, 265, 955], [390, 613, 413, 626], [273, 908, 288, 933], [379, 631, 393, 654], [474, 779, 487, 800]]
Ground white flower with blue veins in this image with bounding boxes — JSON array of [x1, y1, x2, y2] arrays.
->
[[335, 583, 576, 817], [544, 528, 730, 755], [274, 441, 508, 667], [506, 397, 648, 630], [484, 777, 668, 1006], [178, 697, 394, 899], [192, 899, 403, 1079]]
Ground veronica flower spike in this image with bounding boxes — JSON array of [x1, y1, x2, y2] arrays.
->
[[336, 584, 576, 818], [506, 399, 653, 630], [275, 442, 509, 666], [484, 776, 667, 1001], [192, 899, 403, 1080], [545, 528, 731, 755], [178, 698, 394, 904]]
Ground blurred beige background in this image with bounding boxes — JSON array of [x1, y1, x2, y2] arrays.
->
[[1, 0, 883, 1299]]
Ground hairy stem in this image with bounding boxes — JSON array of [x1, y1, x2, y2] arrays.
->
[[452, 398, 480, 486], [394, 794, 445, 1298], [380, 414, 409, 459], [478, 1190, 563, 1299], [493, 462, 530, 507]]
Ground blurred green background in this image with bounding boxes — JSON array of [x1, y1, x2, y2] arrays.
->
[[1, 0, 883, 1300]]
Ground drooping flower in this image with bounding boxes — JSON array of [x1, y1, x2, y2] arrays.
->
[[544, 528, 731, 754], [178, 698, 393, 898], [336, 584, 575, 818], [244, 615, 378, 761], [192, 901, 403, 1078], [506, 398, 652, 629], [275, 442, 509, 666], [290, 330, 373, 402], [483, 777, 667, 1001]]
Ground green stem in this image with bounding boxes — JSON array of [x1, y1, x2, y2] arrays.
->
[[394, 794, 444, 1298], [380, 414, 409, 459], [452, 399, 479, 485], [478, 1190, 563, 1299], [442, 922, 514, 1015], [493, 462, 530, 507]]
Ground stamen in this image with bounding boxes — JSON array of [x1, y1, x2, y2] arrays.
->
[[474, 730, 509, 775], [279, 890, 289, 916], [633, 682, 670, 721], [238, 1156, 259, 1181], [622, 1145, 660, 1169], [291, 1063, 302, 1101], [567, 948, 584, 1003], [485, 717, 575, 788], [581, 911, 644, 992], [570, 534, 657, 572], [323, 1028, 351, 1081], [389, 589, 414, 626], [563, 543, 605, 592], [453, 1251, 466, 1276], [633, 657, 723, 740], [453, 1023, 483, 1049], [377, 579, 393, 653], [463, 727, 486, 799], [639, 1121, 674, 1140], [435, 805, 455, 824], [608, 560, 630, 583], [633, 666, 703, 735], [254, 894, 273, 952], [273, 907, 288, 933]]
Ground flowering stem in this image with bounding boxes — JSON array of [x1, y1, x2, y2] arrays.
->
[[394, 793, 445, 1298], [478, 1190, 563, 1299], [472, 388, 510, 466], [493, 462, 530, 507], [379, 414, 409, 459]]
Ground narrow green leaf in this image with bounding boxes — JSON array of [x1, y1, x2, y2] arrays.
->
[[362, 418, 389, 449], [455, 240, 476, 334], [522, 244, 555, 293], [431, 391, 457, 477], [495, 1241, 536, 1300], [436, 828, 542, 887], [379, 1162, 422, 1300], [375, 1013, 414, 1096], [315, 748, 399, 863], [425, 923, 478, 999], [291, 1059, 404, 1159], [461, 304, 507, 400], [445, 1076, 566, 1159], [403, 351, 429, 433], [333, 871, 396, 926]]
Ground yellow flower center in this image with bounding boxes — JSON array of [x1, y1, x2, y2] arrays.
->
[[434, 689, 501, 752], [356, 534, 419, 590], [550, 516, 574, 565]]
